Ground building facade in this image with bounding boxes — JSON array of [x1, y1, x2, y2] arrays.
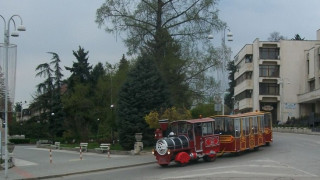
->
[[233, 30, 320, 124]]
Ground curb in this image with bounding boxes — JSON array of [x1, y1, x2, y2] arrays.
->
[[22, 161, 156, 180]]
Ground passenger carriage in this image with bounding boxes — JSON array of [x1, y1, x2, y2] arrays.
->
[[152, 117, 220, 166], [213, 111, 272, 154]]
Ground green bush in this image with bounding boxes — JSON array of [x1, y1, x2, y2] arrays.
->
[[9, 138, 31, 144]]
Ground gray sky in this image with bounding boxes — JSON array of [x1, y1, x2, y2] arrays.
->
[[1, 0, 320, 106]]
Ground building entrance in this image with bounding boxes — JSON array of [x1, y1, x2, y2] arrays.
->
[[260, 103, 277, 125]]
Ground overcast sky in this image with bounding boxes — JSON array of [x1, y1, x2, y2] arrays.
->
[[1, 0, 320, 106]]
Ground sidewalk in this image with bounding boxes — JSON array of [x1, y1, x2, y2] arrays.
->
[[0, 146, 156, 180]]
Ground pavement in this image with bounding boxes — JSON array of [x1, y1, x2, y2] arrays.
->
[[0, 145, 156, 180]]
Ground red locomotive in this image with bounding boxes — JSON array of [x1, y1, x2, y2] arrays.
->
[[152, 117, 220, 166], [152, 111, 272, 166]]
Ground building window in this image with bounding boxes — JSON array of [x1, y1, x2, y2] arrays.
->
[[236, 72, 252, 85], [307, 60, 310, 74], [318, 55, 320, 70], [259, 65, 279, 77], [309, 80, 315, 91], [245, 55, 253, 63], [235, 90, 252, 101], [259, 83, 279, 95], [259, 48, 280, 59]]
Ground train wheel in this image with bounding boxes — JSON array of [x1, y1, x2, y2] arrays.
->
[[175, 161, 187, 167], [160, 164, 168, 167], [203, 155, 216, 162]]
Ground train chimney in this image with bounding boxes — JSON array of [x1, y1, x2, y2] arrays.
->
[[158, 119, 169, 131]]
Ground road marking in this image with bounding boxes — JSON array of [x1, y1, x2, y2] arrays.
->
[[12, 166, 35, 179], [263, 159, 318, 177], [14, 158, 38, 166], [161, 159, 318, 179], [69, 159, 85, 161], [161, 170, 316, 180]]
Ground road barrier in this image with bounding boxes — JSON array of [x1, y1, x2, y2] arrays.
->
[[49, 148, 52, 163], [80, 146, 83, 160]]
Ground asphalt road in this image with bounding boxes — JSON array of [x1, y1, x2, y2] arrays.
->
[[51, 132, 320, 180]]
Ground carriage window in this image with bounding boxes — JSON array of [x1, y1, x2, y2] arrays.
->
[[202, 122, 213, 135], [215, 118, 224, 134], [178, 122, 187, 134], [241, 118, 246, 136], [264, 113, 271, 128], [168, 123, 178, 136], [195, 123, 202, 136], [258, 115, 264, 132], [245, 117, 250, 136], [225, 118, 234, 135], [253, 116, 258, 134], [187, 124, 193, 140], [234, 118, 240, 137]]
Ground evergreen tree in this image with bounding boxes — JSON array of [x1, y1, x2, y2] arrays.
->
[[34, 52, 65, 138], [117, 54, 171, 149], [292, 34, 305, 40], [63, 46, 95, 141], [91, 62, 106, 86], [147, 29, 191, 108], [49, 52, 64, 137], [65, 46, 92, 90], [225, 60, 237, 112]]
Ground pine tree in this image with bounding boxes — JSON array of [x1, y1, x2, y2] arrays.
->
[[117, 54, 171, 149], [225, 60, 237, 112]]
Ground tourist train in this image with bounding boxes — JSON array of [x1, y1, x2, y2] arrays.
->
[[152, 111, 273, 166]]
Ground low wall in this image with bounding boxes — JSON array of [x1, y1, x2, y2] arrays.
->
[[273, 127, 320, 135]]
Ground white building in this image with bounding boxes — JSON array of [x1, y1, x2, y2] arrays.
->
[[233, 30, 320, 125]]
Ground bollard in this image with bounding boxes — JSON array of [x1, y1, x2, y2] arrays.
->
[[49, 148, 52, 163], [80, 146, 83, 160], [107, 149, 110, 158]]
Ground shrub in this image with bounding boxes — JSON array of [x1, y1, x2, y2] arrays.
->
[[9, 138, 30, 144]]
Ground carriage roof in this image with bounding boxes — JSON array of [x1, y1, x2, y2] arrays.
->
[[172, 117, 214, 124], [212, 111, 271, 119]]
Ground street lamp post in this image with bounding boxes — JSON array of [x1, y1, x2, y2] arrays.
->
[[208, 25, 233, 115], [20, 100, 27, 121], [0, 14, 26, 178]]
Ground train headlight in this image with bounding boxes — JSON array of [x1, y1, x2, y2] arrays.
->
[[167, 149, 171, 155], [156, 139, 168, 155]]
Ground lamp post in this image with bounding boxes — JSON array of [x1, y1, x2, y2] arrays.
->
[[208, 25, 233, 115], [0, 14, 26, 178], [19, 100, 27, 121], [109, 65, 115, 144]]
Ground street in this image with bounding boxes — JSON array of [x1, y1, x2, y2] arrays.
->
[[50, 132, 320, 180]]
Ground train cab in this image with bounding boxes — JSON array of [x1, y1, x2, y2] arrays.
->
[[153, 118, 220, 166]]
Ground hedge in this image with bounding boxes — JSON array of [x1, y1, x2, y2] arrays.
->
[[9, 138, 31, 144]]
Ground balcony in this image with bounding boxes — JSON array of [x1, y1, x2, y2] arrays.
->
[[235, 45, 253, 64], [238, 98, 253, 110], [234, 79, 253, 95], [234, 63, 253, 79], [298, 88, 320, 103]]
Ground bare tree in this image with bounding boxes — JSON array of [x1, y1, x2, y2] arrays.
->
[[268, 31, 287, 41]]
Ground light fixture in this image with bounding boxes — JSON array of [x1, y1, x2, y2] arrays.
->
[[17, 25, 26, 31], [11, 31, 19, 37]]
